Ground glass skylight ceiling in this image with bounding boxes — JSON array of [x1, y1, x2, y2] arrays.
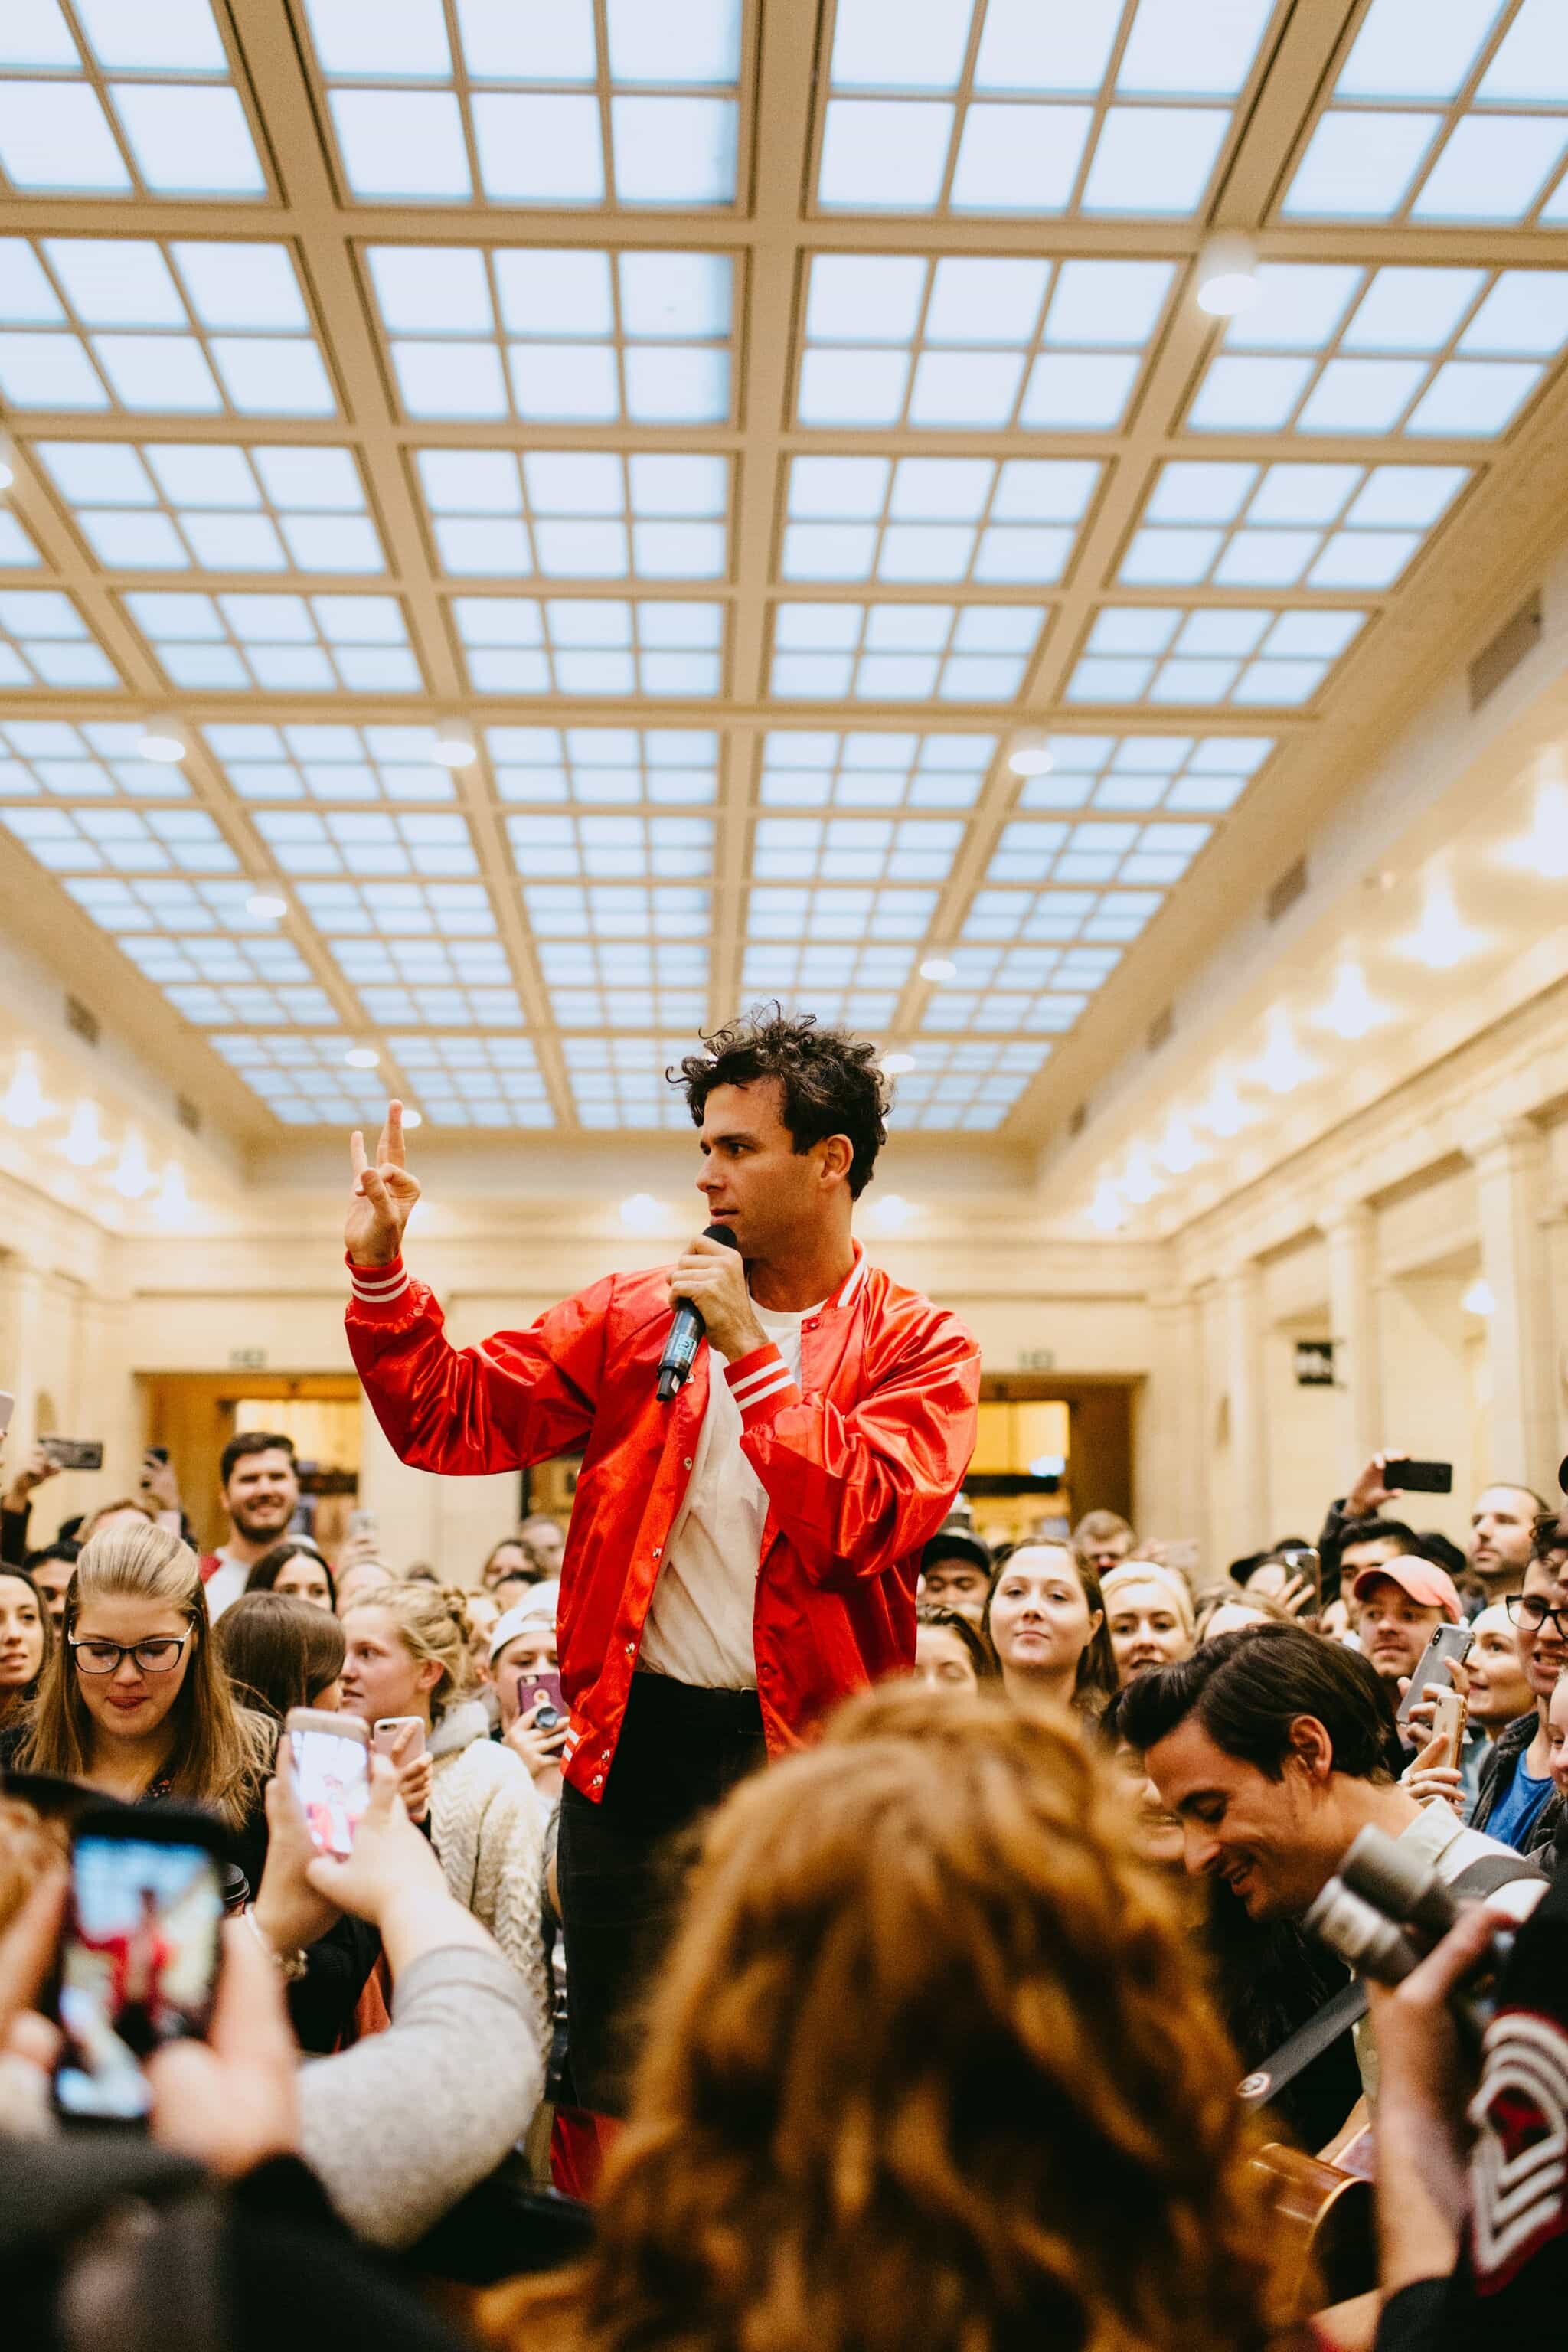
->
[[485, 727, 719, 805], [985, 817, 1210, 887], [211, 1035, 403, 1129], [123, 591, 420, 691], [366, 247, 733, 424], [0, 241, 332, 416], [0, 1, 266, 198], [561, 1037, 699, 1130], [453, 598, 724, 697], [2, 802, 234, 872], [418, 450, 727, 581], [886, 1040, 1050, 1132], [252, 808, 476, 879], [0, 720, 185, 798], [1283, 0, 1568, 226], [1012, 735, 1275, 815], [1067, 608, 1367, 707], [759, 730, 995, 809], [387, 1036, 554, 1129], [772, 602, 1042, 702], [0, 592, 118, 688], [783, 456, 1100, 585], [36, 443, 381, 574], [1188, 264, 1568, 439], [740, 942, 913, 1029], [328, 936, 522, 1029], [537, 939, 709, 1033], [5, 3, 1565, 1148], [506, 813, 712, 882], [818, 0, 1274, 215], [799, 254, 1174, 429], [204, 724, 459, 803], [304, 0, 740, 207], [1122, 464, 1468, 592], [752, 815, 963, 884]]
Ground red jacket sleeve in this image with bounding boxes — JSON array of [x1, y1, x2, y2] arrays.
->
[[724, 1311, 979, 1587], [345, 1255, 609, 1475]]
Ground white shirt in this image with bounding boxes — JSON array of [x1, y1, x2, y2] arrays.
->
[[638, 1302, 818, 1690], [204, 1550, 249, 1622]]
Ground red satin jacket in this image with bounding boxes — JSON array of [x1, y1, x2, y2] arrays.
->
[[345, 1244, 979, 1801]]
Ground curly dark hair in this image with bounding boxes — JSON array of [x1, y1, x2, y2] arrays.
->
[[673, 1004, 890, 1198]]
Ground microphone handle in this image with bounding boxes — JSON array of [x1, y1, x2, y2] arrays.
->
[[656, 1223, 739, 1403]]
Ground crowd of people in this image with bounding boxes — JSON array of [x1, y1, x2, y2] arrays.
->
[[3, 1005, 1567, 2351]]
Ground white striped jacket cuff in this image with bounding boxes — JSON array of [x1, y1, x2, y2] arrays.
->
[[725, 1342, 800, 1426], [345, 1253, 412, 1311]]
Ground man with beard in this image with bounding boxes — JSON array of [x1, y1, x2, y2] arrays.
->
[[198, 1431, 302, 1620]]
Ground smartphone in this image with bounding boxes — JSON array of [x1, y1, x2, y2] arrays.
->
[[40, 1437, 104, 1472], [144, 1445, 169, 1465], [1429, 1685, 1468, 1769], [0, 1390, 14, 1440], [372, 1714, 425, 1762], [1385, 1457, 1453, 1495], [1396, 1622, 1475, 1730], [348, 1508, 379, 1541], [286, 1706, 371, 1858], [51, 1805, 226, 2126], [1277, 1544, 1322, 1602], [521, 1670, 565, 1732]]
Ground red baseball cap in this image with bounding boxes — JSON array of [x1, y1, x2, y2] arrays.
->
[[1351, 1556, 1462, 1624]]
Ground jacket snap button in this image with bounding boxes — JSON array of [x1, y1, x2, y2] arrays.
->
[[652, 1545, 662, 1558], [591, 1774, 603, 1788], [624, 1641, 634, 1655], [683, 1458, 693, 1470]]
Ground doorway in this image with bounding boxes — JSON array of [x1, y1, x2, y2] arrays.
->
[[966, 1376, 1133, 1552]]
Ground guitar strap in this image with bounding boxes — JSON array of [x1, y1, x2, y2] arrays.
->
[[1237, 1847, 1547, 2111]]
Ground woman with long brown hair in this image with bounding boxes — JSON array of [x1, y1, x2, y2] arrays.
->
[[0, 1565, 51, 1727], [982, 1540, 1119, 1720], [3, 1523, 270, 1854], [496, 1686, 1287, 2352]]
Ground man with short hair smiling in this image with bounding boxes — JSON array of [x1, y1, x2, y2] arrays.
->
[[1350, 1554, 1462, 1694], [1119, 1626, 1534, 1929], [198, 1431, 301, 1622]]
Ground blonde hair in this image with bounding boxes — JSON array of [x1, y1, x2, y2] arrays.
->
[[1101, 1561, 1197, 1630], [18, 1523, 272, 1828], [499, 1687, 1284, 2352], [344, 1579, 472, 1720]]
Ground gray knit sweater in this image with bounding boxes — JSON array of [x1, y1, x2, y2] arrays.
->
[[297, 1942, 544, 2248]]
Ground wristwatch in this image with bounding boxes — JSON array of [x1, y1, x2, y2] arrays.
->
[[243, 1905, 309, 1982]]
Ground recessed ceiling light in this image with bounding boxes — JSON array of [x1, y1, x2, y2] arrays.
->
[[920, 956, 958, 982], [401, 1106, 423, 1129], [1087, 1180, 1126, 1233], [1195, 232, 1259, 318], [1394, 876, 1487, 970], [1315, 959, 1393, 1041], [246, 891, 288, 920], [619, 1191, 664, 1233], [1006, 730, 1053, 777], [137, 717, 189, 764], [344, 1045, 380, 1070], [0, 438, 14, 493], [1499, 778, 1568, 882], [433, 718, 478, 768], [62, 1100, 102, 1168], [1462, 1277, 1496, 1318], [881, 1052, 916, 1076]]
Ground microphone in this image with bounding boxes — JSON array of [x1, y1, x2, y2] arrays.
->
[[657, 1223, 737, 1403]]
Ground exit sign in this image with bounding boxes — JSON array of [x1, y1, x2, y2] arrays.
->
[[1016, 1348, 1057, 1372], [229, 1347, 267, 1370]]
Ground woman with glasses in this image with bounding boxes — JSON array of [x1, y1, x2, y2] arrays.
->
[[1470, 1518, 1568, 1857], [0, 1521, 272, 1868]]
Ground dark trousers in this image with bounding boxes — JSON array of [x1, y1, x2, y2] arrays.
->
[[556, 1671, 766, 2118]]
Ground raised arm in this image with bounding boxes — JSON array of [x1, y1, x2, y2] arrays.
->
[[344, 1102, 606, 1475]]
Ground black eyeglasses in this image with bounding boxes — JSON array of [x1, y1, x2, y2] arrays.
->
[[1505, 1592, 1568, 1640], [68, 1634, 190, 1676]]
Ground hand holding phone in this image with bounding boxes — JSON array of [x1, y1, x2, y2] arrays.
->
[[1428, 1684, 1468, 1769], [286, 1708, 371, 1859], [52, 1806, 226, 2125], [373, 1713, 429, 1821], [1396, 1623, 1475, 1732]]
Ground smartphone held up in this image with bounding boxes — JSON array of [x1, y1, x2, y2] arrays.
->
[[52, 1806, 226, 2126], [286, 1707, 371, 1859]]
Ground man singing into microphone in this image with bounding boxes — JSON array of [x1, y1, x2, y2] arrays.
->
[[341, 1009, 980, 2135]]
